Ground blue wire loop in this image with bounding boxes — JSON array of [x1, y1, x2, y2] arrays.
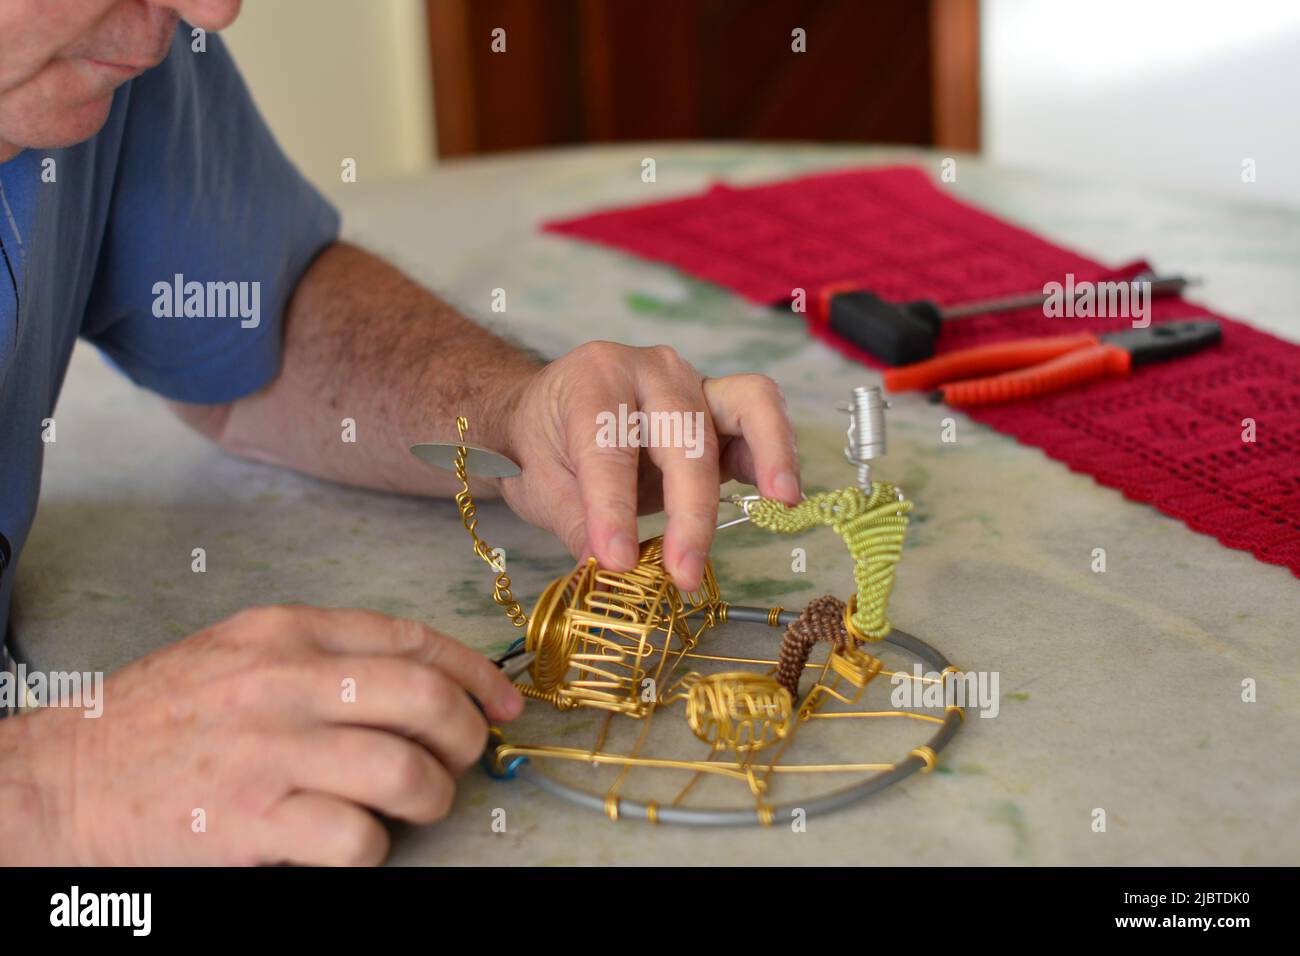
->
[[483, 727, 528, 780]]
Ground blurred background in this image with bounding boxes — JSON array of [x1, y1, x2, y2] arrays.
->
[[223, 0, 1300, 207]]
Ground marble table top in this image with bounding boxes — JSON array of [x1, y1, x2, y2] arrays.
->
[[14, 144, 1300, 865]]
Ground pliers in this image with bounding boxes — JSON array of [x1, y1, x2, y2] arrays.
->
[[883, 318, 1222, 407], [492, 643, 535, 680]]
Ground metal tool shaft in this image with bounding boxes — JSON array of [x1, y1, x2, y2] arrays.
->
[[940, 274, 1193, 320]]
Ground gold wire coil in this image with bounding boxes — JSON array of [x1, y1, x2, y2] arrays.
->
[[828, 644, 884, 689], [452, 417, 528, 628], [522, 535, 721, 714], [683, 672, 793, 753], [514, 682, 580, 710], [909, 745, 937, 772], [843, 595, 868, 643], [525, 562, 592, 693]]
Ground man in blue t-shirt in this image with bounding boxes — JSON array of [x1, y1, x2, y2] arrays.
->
[[0, 2, 802, 864]]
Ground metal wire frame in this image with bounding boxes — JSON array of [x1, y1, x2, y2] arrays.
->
[[489, 621, 964, 827]]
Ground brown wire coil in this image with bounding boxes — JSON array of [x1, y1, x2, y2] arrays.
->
[[776, 595, 852, 700]]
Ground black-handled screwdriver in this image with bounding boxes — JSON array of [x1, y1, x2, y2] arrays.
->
[[826, 273, 1195, 367]]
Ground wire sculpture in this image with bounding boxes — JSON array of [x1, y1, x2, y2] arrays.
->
[[423, 391, 963, 827]]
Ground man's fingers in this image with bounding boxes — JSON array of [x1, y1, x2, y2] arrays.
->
[[562, 378, 642, 572], [287, 727, 456, 825], [703, 374, 801, 504], [719, 435, 756, 489], [305, 655, 490, 776], [258, 791, 390, 867], [635, 358, 720, 592], [573, 446, 641, 570], [542, 473, 595, 562], [284, 606, 522, 722]]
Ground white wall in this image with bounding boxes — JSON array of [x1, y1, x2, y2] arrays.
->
[[221, 0, 436, 193], [982, 0, 1300, 207]]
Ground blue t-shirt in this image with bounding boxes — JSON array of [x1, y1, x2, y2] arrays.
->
[[0, 28, 340, 644]]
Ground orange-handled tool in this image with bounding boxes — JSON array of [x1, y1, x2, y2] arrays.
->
[[883, 319, 1222, 407]]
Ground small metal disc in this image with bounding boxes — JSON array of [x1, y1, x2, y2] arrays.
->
[[409, 442, 522, 478]]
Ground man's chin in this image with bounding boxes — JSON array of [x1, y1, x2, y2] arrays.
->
[[2, 96, 115, 153], [44, 95, 116, 147]]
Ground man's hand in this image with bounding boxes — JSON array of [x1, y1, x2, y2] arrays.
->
[[2, 605, 522, 866], [184, 245, 801, 590], [494, 342, 801, 592]]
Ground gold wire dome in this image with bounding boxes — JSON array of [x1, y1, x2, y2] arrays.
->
[[521, 536, 720, 716]]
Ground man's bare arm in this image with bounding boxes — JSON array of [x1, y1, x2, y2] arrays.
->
[[169, 241, 541, 498], [171, 239, 801, 590]]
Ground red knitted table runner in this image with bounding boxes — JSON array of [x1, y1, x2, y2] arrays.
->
[[545, 166, 1300, 577]]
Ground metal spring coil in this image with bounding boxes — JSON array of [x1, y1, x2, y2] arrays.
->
[[452, 416, 527, 628]]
